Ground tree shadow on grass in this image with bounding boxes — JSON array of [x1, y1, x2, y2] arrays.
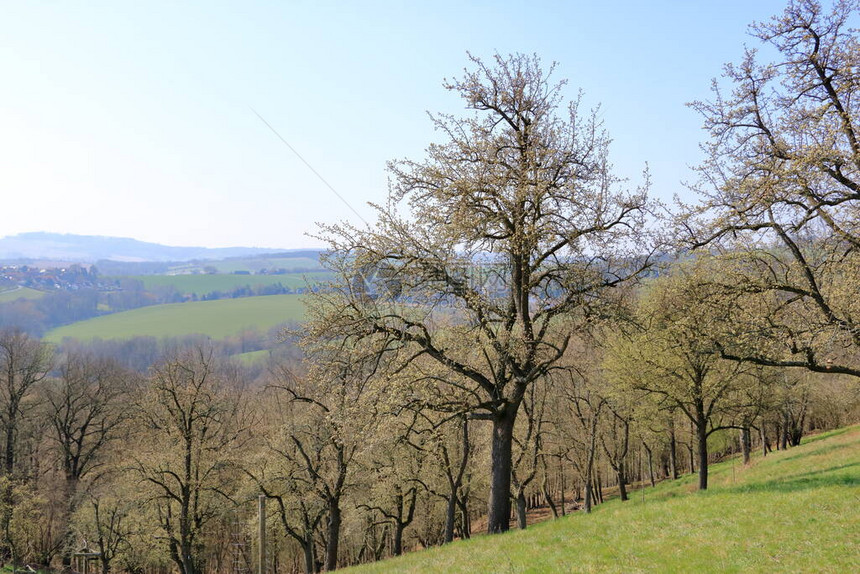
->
[[722, 462, 860, 495]]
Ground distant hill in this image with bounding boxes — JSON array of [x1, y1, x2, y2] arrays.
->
[[0, 232, 315, 263]]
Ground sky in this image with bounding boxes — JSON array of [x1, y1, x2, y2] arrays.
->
[[0, 0, 790, 249]]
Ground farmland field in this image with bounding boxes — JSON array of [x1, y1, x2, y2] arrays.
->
[[211, 256, 322, 273], [164, 255, 325, 275], [116, 271, 333, 295], [0, 286, 45, 302], [45, 294, 306, 342]]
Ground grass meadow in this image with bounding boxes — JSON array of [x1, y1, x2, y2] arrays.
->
[[0, 286, 45, 302], [346, 425, 860, 573], [45, 294, 306, 342], [164, 255, 324, 275], [119, 271, 333, 295]]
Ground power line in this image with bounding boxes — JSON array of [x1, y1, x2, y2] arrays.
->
[[250, 107, 369, 226]]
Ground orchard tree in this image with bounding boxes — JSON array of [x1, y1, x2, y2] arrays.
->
[[45, 353, 135, 566], [47, 354, 133, 485], [133, 348, 251, 574], [0, 328, 53, 477], [685, 0, 860, 378], [511, 379, 549, 528], [0, 329, 52, 562], [358, 426, 422, 557], [255, 344, 383, 572], [71, 472, 149, 574], [400, 408, 476, 543], [310, 52, 655, 533], [606, 262, 764, 490]]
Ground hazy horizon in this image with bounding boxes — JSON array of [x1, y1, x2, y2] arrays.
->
[[0, 230, 299, 252]]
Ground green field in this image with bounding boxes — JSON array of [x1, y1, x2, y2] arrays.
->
[[211, 256, 322, 273], [348, 425, 860, 573], [235, 349, 273, 364], [114, 271, 333, 295], [0, 286, 45, 303], [164, 255, 325, 275], [45, 294, 306, 342]]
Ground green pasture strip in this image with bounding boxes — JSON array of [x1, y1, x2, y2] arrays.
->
[[113, 272, 332, 294], [0, 287, 46, 303], [213, 257, 322, 273], [45, 294, 306, 342], [234, 349, 272, 365]]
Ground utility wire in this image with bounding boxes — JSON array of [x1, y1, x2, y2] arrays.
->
[[250, 107, 368, 225]]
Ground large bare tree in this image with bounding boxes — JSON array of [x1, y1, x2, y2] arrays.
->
[[309, 53, 655, 533], [0, 328, 52, 563], [134, 348, 250, 574], [0, 328, 53, 477]]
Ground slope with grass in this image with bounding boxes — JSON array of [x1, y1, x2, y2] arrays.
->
[[44, 294, 306, 342], [348, 425, 860, 573]]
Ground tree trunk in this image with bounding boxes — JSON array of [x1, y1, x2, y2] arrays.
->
[[4, 416, 15, 476], [541, 474, 558, 518], [325, 501, 341, 571], [789, 426, 803, 447], [687, 420, 696, 474], [583, 478, 593, 514], [668, 418, 678, 479], [696, 415, 708, 491], [644, 444, 656, 487], [780, 412, 789, 450], [515, 491, 527, 530], [759, 425, 769, 456], [789, 398, 807, 447], [443, 496, 456, 543], [559, 461, 566, 516], [457, 495, 471, 539], [303, 532, 316, 574], [740, 427, 751, 465], [487, 410, 516, 534], [617, 461, 628, 502], [59, 476, 82, 568], [392, 523, 405, 557]]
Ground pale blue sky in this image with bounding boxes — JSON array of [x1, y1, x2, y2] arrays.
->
[[1, 1, 786, 249]]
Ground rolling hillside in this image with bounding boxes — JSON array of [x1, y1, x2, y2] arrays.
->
[[347, 425, 860, 573], [45, 294, 306, 342]]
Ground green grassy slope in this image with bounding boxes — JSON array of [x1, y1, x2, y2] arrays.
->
[[349, 425, 860, 573], [45, 294, 306, 342]]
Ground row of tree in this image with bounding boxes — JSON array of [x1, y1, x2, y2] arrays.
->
[[1, 317, 854, 573]]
